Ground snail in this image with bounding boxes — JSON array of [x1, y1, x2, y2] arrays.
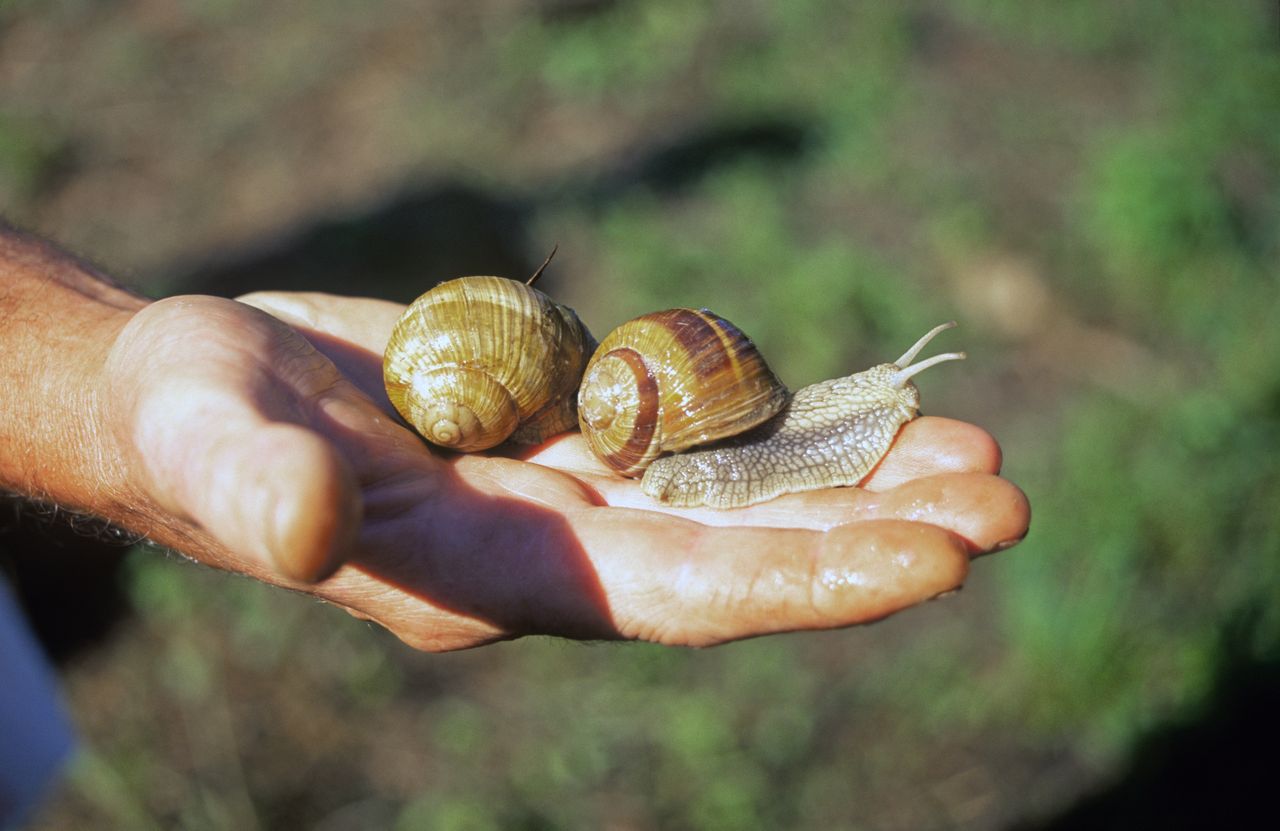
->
[[383, 255, 595, 452], [384, 259, 965, 509], [576, 308, 791, 476], [580, 317, 965, 509]]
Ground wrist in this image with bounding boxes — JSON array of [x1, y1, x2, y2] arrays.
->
[[0, 228, 149, 521]]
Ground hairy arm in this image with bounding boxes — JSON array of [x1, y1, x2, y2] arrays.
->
[[0, 226, 360, 580], [0, 226, 147, 520]]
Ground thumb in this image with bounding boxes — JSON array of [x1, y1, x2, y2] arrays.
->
[[103, 293, 366, 583], [130, 387, 362, 582]]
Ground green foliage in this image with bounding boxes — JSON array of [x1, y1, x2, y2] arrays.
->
[[578, 160, 944, 385], [0, 114, 65, 206], [535, 1, 712, 102], [15, 0, 1280, 827]]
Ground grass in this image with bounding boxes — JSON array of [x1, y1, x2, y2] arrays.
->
[[6, 0, 1279, 828]]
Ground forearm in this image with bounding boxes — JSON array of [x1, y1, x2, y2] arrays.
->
[[0, 224, 149, 519]]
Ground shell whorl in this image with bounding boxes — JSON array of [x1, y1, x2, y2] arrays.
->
[[402, 366, 518, 450], [383, 275, 594, 452], [577, 308, 790, 476]]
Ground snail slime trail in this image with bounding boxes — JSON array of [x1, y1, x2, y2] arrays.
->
[[383, 273, 596, 452], [616, 321, 965, 509]]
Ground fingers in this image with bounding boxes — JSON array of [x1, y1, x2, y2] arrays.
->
[[616, 472, 1027, 550], [236, 292, 406, 349], [328, 491, 970, 650], [573, 511, 970, 646], [861, 417, 1002, 490], [866, 473, 1029, 554], [478, 437, 1027, 554], [236, 292, 404, 406]]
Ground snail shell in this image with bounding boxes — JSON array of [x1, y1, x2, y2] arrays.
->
[[383, 275, 595, 452], [577, 308, 790, 476], [641, 322, 966, 508]]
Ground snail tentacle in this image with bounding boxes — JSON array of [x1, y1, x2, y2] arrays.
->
[[894, 320, 957, 367]]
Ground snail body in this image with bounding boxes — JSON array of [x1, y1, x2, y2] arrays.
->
[[384, 274, 595, 452], [637, 322, 966, 508], [577, 308, 790, 476]]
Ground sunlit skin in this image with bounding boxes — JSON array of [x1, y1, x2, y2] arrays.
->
[[0, 227, 1028, 652], [128, 291, 1026, 651]]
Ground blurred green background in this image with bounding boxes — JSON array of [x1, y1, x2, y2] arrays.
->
[[4, 1, 1278, 828]]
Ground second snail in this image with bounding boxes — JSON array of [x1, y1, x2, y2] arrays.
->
[[383, 258, 964, 509]]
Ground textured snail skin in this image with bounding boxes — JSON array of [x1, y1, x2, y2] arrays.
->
[[577, 309, 790, 476], [383, 276, 595, 452], [640, 325, 965, 509]]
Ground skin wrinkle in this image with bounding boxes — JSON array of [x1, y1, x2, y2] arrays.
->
[[310, 390, 418, 472], [732, 562, 766, 631], [357, 470, 442, 522], [240, 292, 324, 331], [332, 575, 507, 653], [461, 459, 564, 510], [678, 524, 783, 642], [10, 311, 126, 502], [637, 521, 709, 639], [79, 381, 132, 504], [129, 388, 246, 513], [591, 516, 700, 643], [506, 517, 615, 639]]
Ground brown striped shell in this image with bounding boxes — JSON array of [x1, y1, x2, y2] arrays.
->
[[383, 275, 595, 452], [577, 308, 790, 476]]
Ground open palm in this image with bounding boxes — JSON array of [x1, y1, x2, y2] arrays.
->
[[103, 292, 1029, 652]]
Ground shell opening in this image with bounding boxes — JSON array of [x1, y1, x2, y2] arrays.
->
[[895, 321, 957, 368]]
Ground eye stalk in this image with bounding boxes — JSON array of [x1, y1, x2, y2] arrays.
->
[[890, 321, 966, 389]]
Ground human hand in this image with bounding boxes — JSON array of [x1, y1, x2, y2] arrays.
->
[[102, 292, 1029, 651]]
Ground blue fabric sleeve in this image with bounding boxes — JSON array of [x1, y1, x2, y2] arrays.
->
[[0, 576, 77, 829]]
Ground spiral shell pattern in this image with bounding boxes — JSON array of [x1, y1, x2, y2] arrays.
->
[[577, 308, 790, 476], [384, 275, 595, 452]]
